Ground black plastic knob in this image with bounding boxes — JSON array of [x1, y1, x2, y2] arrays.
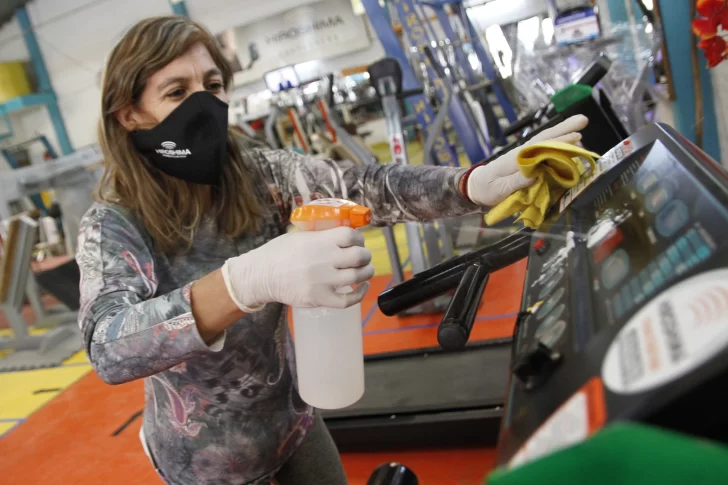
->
[[511, 341, 562, 390], [367, 462, 418, 485]]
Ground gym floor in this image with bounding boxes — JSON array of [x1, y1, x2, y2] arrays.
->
[[0, 222, 526, 484]]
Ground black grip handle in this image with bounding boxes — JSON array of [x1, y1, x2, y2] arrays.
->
[[399, 88, 424, 100], [438, 263, 489, 351], [367, 462, 418, 485], [572, 52, 611, 88], [479, 112, 567, 165], [503, 110, 541, 138], [377, 228, 533, 316], [326, 73, 335, 108]]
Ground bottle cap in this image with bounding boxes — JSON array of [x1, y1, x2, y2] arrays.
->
[[290, 198, 372, 231]]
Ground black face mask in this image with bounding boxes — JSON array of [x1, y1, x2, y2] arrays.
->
[[131, 91, 229, 185]]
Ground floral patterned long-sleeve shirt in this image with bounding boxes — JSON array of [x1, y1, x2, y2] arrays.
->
[[76, 149, 479, 484]]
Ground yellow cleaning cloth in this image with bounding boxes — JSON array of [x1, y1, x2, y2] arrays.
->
[[485, 141, 600, 229]]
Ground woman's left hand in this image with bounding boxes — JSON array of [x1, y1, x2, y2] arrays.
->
[[464, 115, 589, 207]]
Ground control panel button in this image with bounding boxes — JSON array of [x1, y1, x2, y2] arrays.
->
[[538, 288, 565, 320], [512, 341, 562, 391], [533, 239, 549, 255], [535, 319, 567, 347], [593, 227, 623, 264], [538, 268, 565, 300], [600, 248, 630, 290]]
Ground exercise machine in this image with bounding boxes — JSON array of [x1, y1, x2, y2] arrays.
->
[[501, 53, 628, 155], [362, 0, 519, 165], [0, 214, 80, 372], [0, 144, 103, 255], [491, 122, 728, 478], [367, 123, 728, 470], [367, 58, 452, 300]]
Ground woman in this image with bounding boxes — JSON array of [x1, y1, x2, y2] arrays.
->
[[77, 16, 587, 485]]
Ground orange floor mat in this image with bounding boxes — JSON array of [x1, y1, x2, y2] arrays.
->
[[0, 371, 498, 484]]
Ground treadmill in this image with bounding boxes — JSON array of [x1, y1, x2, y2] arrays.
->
[[322, 54, 628, 451], [492, 122, 728, 474], [366, 122, 728, 479]]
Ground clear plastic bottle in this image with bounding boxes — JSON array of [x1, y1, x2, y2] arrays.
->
[[290, 199, 372, 409]]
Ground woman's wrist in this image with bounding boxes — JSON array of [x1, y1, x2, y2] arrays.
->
[[191, 269, 245, 344], [458, 164, 483, 204], [221, 258, 267, 312]]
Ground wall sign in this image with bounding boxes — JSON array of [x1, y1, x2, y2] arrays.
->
[[554, 8, 601, 46], [226, 0, 371, 86]]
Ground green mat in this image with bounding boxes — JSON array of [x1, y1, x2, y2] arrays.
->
[[488, 423, 728, 485]]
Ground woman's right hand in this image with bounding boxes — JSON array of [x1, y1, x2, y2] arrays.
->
[[222, 227, 375, 311]]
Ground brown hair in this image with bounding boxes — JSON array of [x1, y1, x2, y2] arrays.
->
[[98, 16, 263, 254]]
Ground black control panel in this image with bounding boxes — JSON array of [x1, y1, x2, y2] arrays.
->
[[497, 123, 728, 467]]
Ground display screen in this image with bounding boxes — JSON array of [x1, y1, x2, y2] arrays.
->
[[264, 66, 300, 93], [572, 141, 728, 331]]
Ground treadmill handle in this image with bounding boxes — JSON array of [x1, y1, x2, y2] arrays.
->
[[377, 228, 533, 316], [502, 109, 542, 138], [438, 263, 489, 351], [399, 88, 425, 100]]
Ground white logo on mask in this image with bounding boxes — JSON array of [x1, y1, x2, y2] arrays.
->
[[156, 141, 191, 158]]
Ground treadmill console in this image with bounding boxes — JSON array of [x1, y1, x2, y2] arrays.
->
[[498, 123, 728, 468]]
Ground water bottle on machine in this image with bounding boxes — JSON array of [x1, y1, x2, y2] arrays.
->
[[289, 198, 372, 409]]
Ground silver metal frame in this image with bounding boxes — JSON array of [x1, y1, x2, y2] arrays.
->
[[0, 216, 80, 371], [376, 75, 458, 313]]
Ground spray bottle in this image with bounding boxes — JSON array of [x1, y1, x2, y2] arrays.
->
[[290, 198, 372, 409]]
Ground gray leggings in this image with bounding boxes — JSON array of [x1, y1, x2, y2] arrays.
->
[[273, 413, 347, 485]]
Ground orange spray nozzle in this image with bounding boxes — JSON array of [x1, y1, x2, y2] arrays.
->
[[290, 199, 372, 231]]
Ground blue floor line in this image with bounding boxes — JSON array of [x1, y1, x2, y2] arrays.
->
[[0, 418, 25, 423], [363, 312, 518, 335], [361, 257, 410, 329], [361, 291, 386, 329], [0, 419, 24, 438]]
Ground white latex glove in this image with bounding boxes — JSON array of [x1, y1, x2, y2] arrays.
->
[[466, 115, 590, 207], [222, 226, 375, 311]]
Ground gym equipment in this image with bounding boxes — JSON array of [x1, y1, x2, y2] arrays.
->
[[0, 144, 103, 255], [260, 73, 378, 166], [0, 215, 80, 372], [33, 258, 81, 311], [368, 58, 453, 296], [374, 123, 728, 470], [319, 73, 378, 167], [502, 52, 628, 157], [504, 53, 612, 139], [495, 122, 728, 468], [362, 0, 516, 166], [1, 135, 59, 215], [322, 340, 510, 450]]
